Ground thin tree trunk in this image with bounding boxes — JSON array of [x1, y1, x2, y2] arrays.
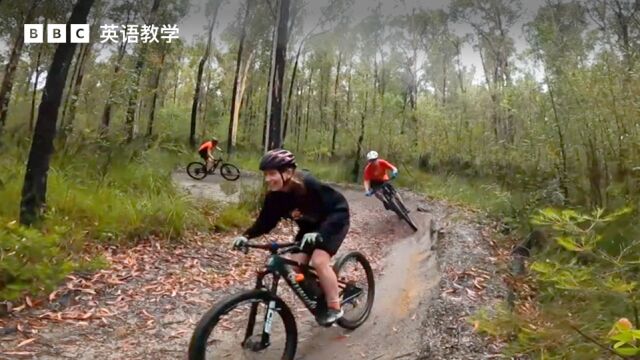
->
[[266, 0, 290, 150], [352, 88, 368, 182], [147, 51, 166, 137], [173, 65, 180, 105], [200, 67, 212, 139], [0, 0, 39, 131], [546, 76, 569, 202], [295, 83, 302, 151], [63, 43, 92, 136], [264, 17, 278, 151], [100, 10, 132, 136], [441, 56, 447, 106], [20, 0, 95, 225], [227, 0, 252, 153], [282, 41, 304, 144], [29, 44, 44, 133], [126, 0, 162, 143], [229, 52, 254, 150], [59, 45, 84, 132], [304, 69, 313, 143], [190, 2, 221, 148], [330, 52, 342, 157]]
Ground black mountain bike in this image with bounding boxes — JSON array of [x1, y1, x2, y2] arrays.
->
[[187, 157, 240, 181], [374, 180, 418, 232], [188, 241, 375, 360]]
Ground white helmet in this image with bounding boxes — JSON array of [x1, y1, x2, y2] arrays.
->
[[366, 150, 379, 161]]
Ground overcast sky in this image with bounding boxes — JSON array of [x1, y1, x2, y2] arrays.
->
[[1, 0, 550, 83]]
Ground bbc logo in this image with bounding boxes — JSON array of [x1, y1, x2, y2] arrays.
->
[[24, 24, 90, 44]]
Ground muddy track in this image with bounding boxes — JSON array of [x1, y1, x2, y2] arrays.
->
[[176, 171, 439, 359], [0, 170, 501, 359]]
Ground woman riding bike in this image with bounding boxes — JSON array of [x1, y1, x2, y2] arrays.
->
[[232, 149, 350, 326], [198, 137, 221, 172]]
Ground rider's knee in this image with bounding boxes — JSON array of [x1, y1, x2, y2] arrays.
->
[[311, 250, 331, 268]]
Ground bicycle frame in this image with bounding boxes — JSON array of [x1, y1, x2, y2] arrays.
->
[[372, 182, 395, 206], [242, 248, 363, 350], [206, 158, 223, 174]]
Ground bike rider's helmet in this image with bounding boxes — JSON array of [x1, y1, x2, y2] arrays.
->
[[366, 150, 379, 162], [259, 149, 297, 172]]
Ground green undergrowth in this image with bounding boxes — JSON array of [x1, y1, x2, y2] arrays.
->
[[0, 134, 254, 301]]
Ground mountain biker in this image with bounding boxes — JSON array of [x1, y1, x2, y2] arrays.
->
[[231, 149, 350, 326], [198, 137, 221, 171], [363, 150, 399, 208]]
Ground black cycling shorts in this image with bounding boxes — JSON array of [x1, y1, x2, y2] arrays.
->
[[295, 210, 350, 257], [198, 149, 209, 160], [370, 180, 386, 190]]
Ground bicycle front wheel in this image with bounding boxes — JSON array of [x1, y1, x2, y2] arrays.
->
[[188, 289, 297, 360], [391, 192, 418, 232], [220, 163, 241, 181], [187, 162, 208, 180]]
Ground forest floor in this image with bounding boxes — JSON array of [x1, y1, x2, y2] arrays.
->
[[0, 171, 508, 359]]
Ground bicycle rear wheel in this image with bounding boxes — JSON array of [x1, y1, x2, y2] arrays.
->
[[188, 289, 297, 360], [187, 162, 208, 180], [333, 251, 375, 330]]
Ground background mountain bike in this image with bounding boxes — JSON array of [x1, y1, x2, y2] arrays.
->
[[373, 180, 418, 231], [188, 241, 375, 360], [186, 156, 240, 181]]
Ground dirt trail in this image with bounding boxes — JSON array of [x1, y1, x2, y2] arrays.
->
[[0, 171, 501, 359], [178, 172, 440, 359]]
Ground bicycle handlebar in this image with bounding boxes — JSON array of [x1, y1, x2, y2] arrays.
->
[[236, 241, 300, 254]]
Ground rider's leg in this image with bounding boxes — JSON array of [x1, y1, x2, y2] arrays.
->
[[309, 215, 349, 325], [311, 249, 340, 310], [284, 252, 309, 272], [205, 155, 214, 171]]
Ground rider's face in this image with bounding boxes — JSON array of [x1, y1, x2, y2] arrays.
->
[[263, 169, 292, 191]]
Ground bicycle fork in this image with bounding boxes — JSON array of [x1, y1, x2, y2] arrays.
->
[[242, 272, 279, 352]]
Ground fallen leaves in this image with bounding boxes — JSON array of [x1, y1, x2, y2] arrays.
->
[[16, 338, 36, 348], [0, 200, 408, 358]]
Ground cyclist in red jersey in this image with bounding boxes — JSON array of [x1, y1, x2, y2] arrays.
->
[[198, 137, 221, 171], [363, 150, 398, 206]]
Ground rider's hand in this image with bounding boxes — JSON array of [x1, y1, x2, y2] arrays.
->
[[232, 236, 249, 250], [391, 169, 398, 179], [365, 189, 374, 197], [300, 232, 322, 250]]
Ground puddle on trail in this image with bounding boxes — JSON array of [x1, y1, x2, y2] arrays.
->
[[172, 171, 262, 204]]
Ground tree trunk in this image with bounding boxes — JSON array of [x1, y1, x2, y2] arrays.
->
[[0, 0, 39, 131], [295, 83, 302, 151], [63, 43, 92, 137], [229, 52, 254, 151], [352, 88, 368, 182], [266, 0, 290, 151], [264, 16, 278, 151], [173, 65, 180, 105], [147, 51, 166, 137], [546, 76, 569, 202], [199, 67, 212, 139], [29, 44, 44, 133], [59, 45, 83, 133], [282, 42, 304, 144], [330, 52, 342, 157], [125, 0, 162, 143], [190, 2, 221, 148], [304, 69, 313, 143], [100, 9, 133, 137], [227, 0, 252, 153], [20, 0, 95, 225]]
